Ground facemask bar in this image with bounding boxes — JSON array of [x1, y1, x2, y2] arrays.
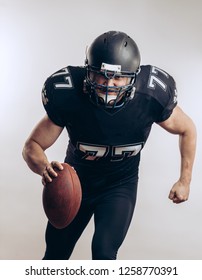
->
[[85, 65, 139, 109], [97, 88, 127, 108]]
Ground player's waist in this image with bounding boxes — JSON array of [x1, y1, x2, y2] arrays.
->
[[65, 147, 141, 177]]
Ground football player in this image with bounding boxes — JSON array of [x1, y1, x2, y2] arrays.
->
[[22, 31, 196, 260]]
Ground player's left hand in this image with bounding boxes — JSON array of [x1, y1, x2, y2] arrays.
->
[[168, 180, 190, 204]]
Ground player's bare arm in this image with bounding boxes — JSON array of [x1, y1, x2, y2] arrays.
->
[[158, 105, 197, 203], [22, 114, 64, 184]]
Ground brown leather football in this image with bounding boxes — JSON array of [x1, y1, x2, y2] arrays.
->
[[42, 163, 82, 229]]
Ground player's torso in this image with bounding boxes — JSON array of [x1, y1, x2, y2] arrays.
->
[[44, 65, 175, 163]]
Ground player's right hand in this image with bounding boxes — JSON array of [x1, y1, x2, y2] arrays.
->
[[42, 161, 64, 186]]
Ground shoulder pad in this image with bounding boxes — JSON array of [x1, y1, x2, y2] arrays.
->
[[136, 65, 177, 106], [41, 66, 85, 126], [135, 65, 177, 122]]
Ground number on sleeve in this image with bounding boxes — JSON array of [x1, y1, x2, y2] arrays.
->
[[52, 67, 73, 89], [148, 66, 169, 92]]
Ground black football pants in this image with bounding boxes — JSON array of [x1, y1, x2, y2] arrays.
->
[[43, 177, 138, 260]]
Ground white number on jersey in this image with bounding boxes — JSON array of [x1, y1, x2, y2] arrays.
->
[[52, 67, 73, 89], [148, 66, 169, 91], [77, 142, 143, 161]]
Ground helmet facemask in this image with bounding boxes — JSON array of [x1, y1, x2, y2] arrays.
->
[[85, 63, 137, 109]]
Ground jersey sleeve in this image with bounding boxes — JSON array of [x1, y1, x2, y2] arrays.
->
[[41, 77, 65, 127], [136, 65, 178, 123], [155, 74, 178, 122]]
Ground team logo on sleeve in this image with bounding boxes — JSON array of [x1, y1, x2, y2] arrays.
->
[[42, 85, 49, 105], [173, 88, 178, 103]]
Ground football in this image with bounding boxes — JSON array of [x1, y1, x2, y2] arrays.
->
[[42, 163, 82, 229]]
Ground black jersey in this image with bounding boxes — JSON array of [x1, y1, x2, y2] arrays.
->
[[42, 65, 177, 187]]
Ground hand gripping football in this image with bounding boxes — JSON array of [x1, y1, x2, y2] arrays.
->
[[42, 163, 82, 229]]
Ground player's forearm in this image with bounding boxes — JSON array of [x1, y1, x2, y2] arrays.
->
[[22, 140, 49, 176], [179, 124, 196, 185]]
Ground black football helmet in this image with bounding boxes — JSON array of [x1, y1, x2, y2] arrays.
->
[[84, 31, 141, 108]]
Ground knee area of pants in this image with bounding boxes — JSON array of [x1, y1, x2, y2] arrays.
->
[[92, 246, 117, 260], [92, 252, 117, 260], [43, 249, 69, 260]]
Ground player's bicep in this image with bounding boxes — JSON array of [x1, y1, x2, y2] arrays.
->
[[27, 114, 64, 150], [158, 106, 192, 135]]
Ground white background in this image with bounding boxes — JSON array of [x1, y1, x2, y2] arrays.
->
[[0, 0, 202, 260]]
